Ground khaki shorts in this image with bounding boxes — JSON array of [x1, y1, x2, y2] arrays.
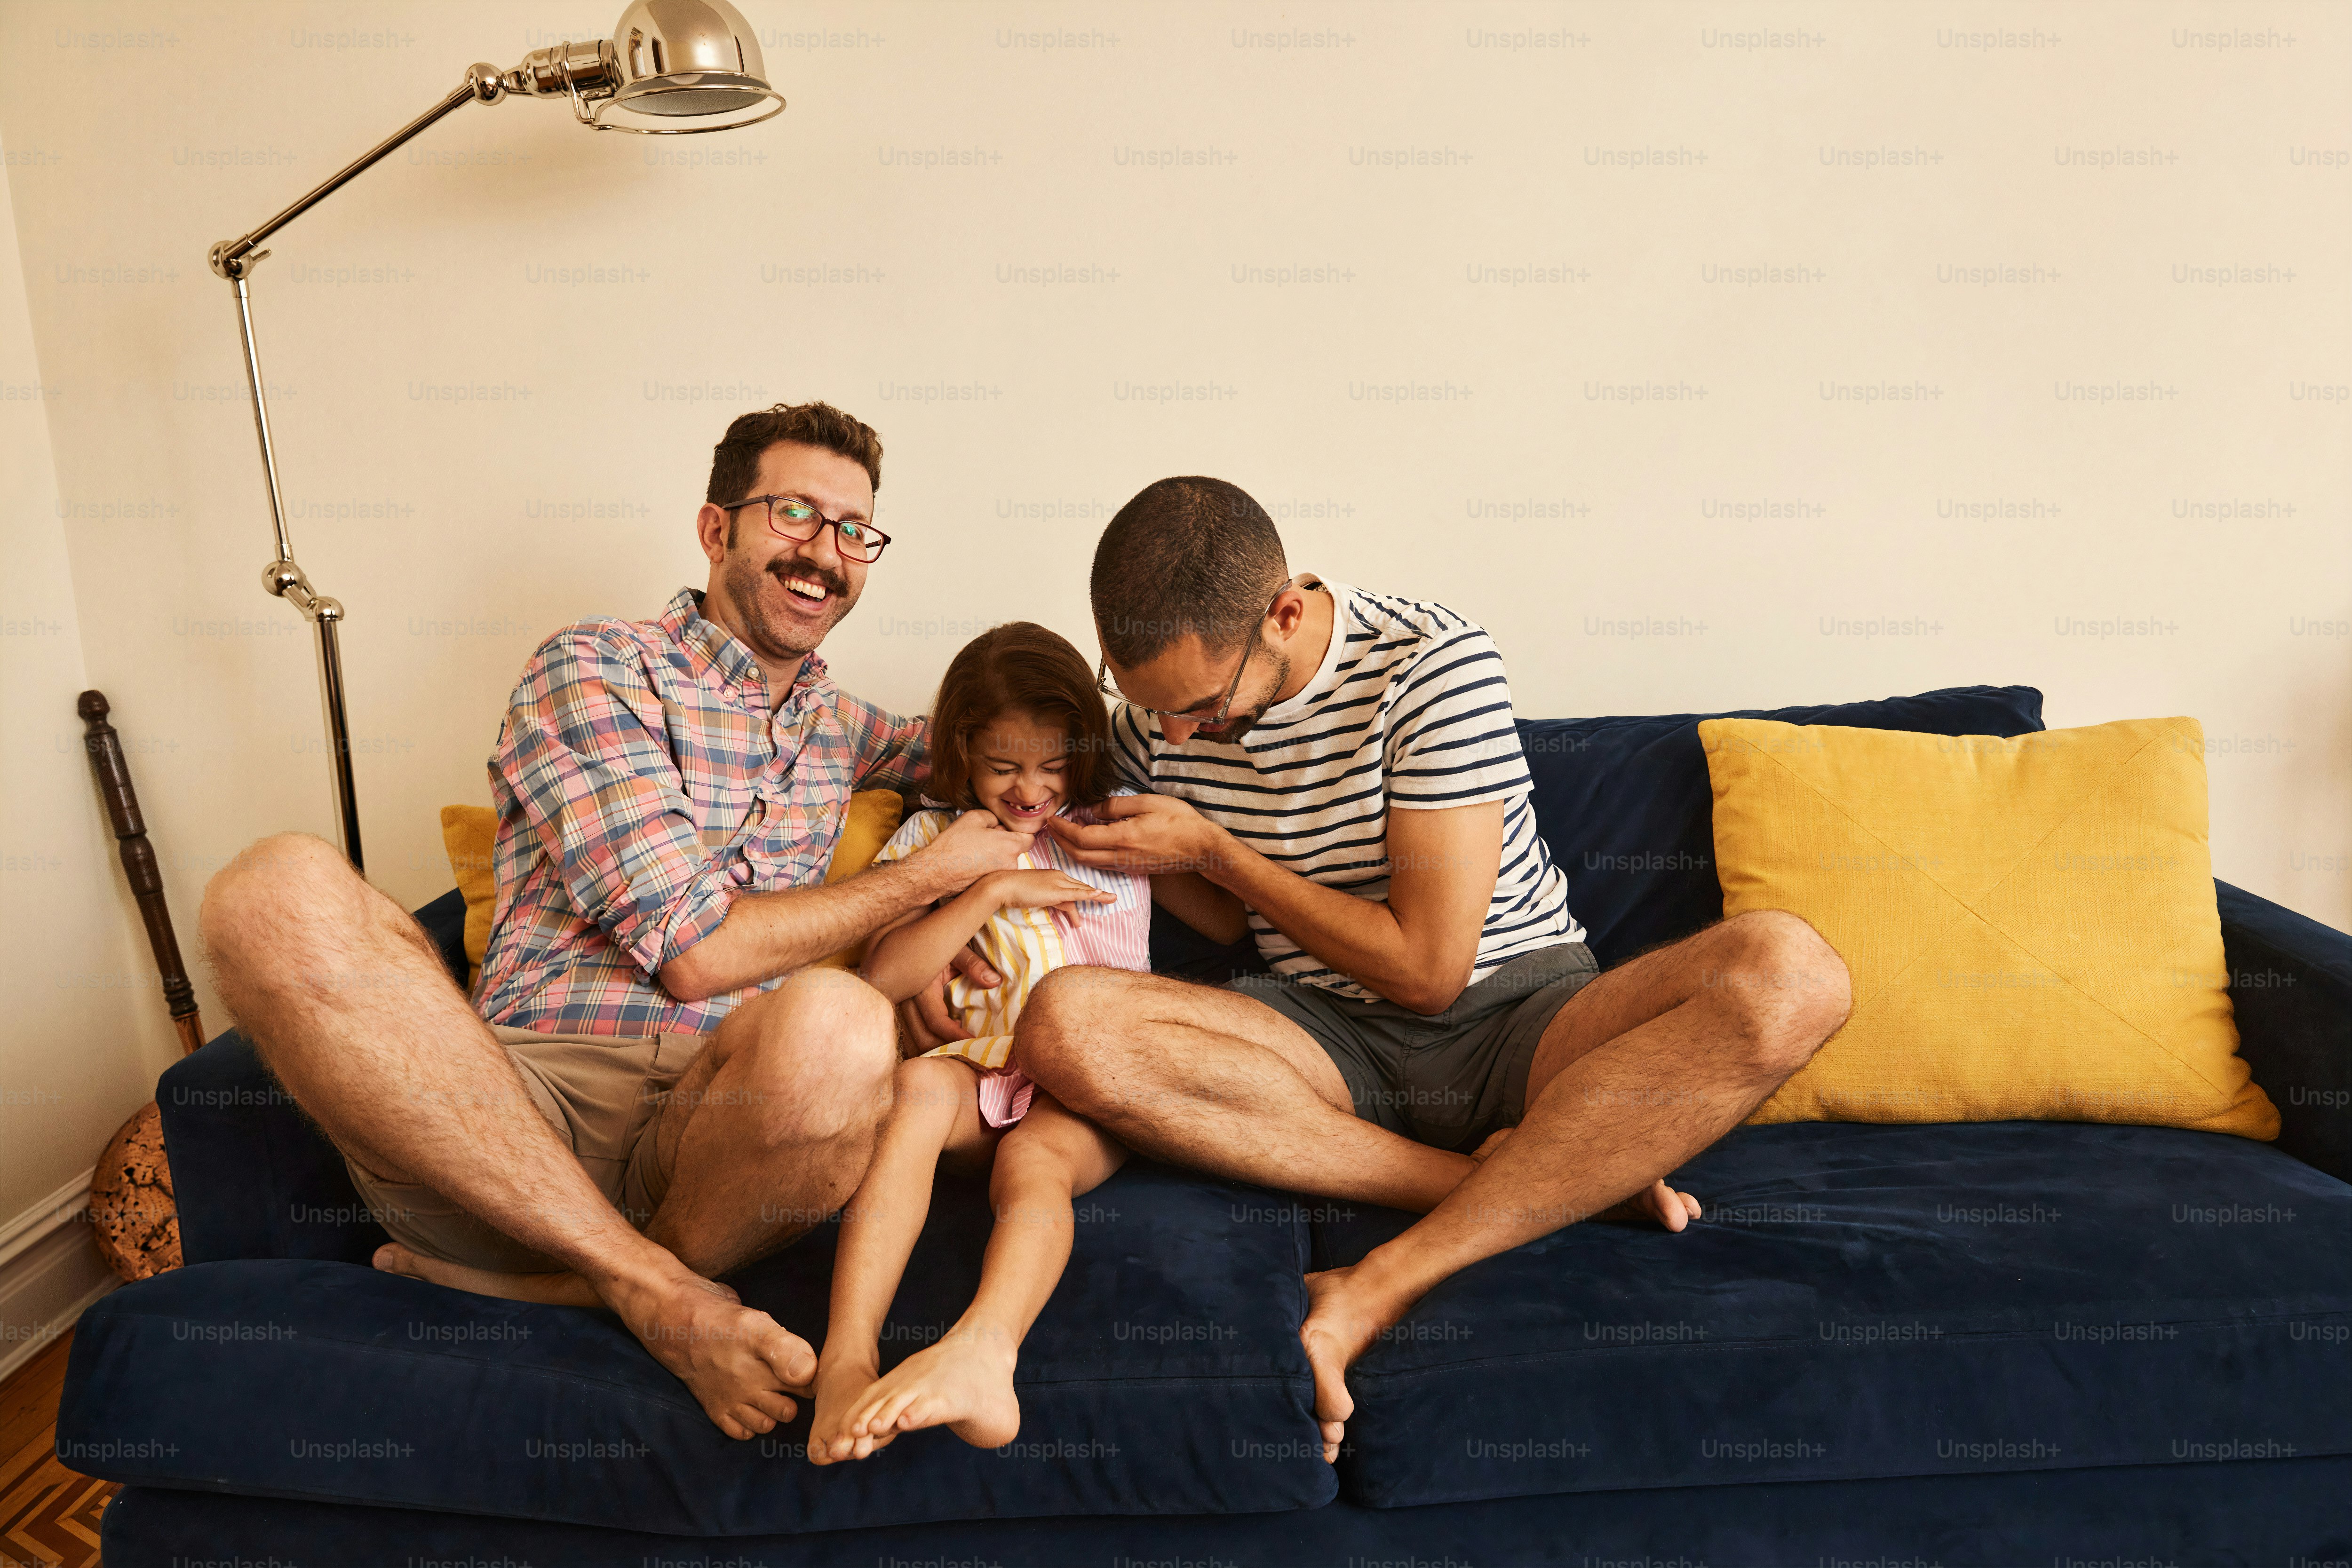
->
[[341, 1024, 709, 1273]]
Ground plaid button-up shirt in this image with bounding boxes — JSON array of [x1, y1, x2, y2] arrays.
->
[[474, 587, 927, 1037]]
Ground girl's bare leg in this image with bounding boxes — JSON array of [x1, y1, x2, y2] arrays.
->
[[808, 1056, 995, 1463], [843, 1093, 1126, 1449]]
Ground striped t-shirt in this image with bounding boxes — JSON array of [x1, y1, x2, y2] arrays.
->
[[1111, 578, 1582, 1001]]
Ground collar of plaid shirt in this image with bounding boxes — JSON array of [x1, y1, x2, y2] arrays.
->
[[473, 587, 928, 1037]]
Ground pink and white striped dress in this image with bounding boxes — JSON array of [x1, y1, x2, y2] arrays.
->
[[871, 793, 1152, 1127]]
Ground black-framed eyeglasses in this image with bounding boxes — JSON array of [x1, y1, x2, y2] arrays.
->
[[1096, 579, 1293, 726], [729, 493, 892, 563]]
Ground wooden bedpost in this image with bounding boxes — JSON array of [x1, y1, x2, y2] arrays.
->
[[78, 690, 197, 1280], [77, 689, 204, 1055]]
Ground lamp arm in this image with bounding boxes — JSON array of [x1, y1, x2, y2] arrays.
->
[[195, 24, 724, 868], [202, 63, 508, 871], [207, 65, 507, 283]]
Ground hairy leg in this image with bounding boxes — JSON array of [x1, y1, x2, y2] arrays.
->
[[845, 1093, 1127, 1450], [1296, 912, 1851, 1456], [809, 1056, 993, 1464], [198, 833, 812, 1440], [1469, 1127, 1699, 1227], [379, 969, 901, 1308], [371, 1248, 602, 1307], [1014, 967, 1470, 1212], [643, 969, 898, 1277]]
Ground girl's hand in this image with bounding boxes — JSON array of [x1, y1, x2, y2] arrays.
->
[[988, 870, 1116, 913]]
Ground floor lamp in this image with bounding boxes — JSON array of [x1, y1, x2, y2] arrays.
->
[[206, 0, 783, 871]]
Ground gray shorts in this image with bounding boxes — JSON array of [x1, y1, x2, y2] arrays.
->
[[1224, 943, 1602, 1152]]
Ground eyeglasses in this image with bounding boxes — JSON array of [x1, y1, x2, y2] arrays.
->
[[729, 494, 892, 563], [1095, 579, 1293, 727]]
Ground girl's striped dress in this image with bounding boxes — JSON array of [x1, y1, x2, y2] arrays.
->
[[870, 793, 1152, 1126]]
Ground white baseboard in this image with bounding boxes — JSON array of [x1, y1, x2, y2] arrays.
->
[[0, 1167, 94, 1273], [0, 1201, 119, 1385]]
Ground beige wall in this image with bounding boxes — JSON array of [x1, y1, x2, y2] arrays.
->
[[1, 128, 159, 1335], [0, 0, 2344, 1125]]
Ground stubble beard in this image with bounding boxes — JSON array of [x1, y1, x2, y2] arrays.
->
[[1196, 647, 1294, 745], [721, 547, 856, 664]]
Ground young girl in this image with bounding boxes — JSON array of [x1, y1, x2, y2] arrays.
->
[[807, 621, 1204, 1464]]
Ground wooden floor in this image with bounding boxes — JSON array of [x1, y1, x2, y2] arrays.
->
[[0, 1333, 111, 1567]]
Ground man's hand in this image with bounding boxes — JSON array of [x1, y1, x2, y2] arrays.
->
[[911, 809, 1032, 890], [1045, 793, 1228, 876], [897, 945, 1001, 1055]]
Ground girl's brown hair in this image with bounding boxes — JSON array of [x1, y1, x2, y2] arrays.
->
[[927, 622, 1117, 811]]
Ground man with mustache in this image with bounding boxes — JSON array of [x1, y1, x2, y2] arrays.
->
[[199, 403, 1028, 1441]]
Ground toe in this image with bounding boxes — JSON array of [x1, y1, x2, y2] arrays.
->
[[748, 1390, 796, 1425], [763, 1329, 818, 1393]]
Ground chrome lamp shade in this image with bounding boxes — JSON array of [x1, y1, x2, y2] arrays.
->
[[510, 0, 785, 133], [203, 0, 782, 870]]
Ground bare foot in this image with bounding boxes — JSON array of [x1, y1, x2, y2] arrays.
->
[[601, 1264, 817, 1441], [373, 1243, 603, 1307], [842, 1323, 1022, 1450], [1300, 1266, 1397, 1464], [1596, 1178, 1702, 1231], [806, 1352, 884, 1465]]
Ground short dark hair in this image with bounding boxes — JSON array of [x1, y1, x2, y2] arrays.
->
[[1090, 476, 1287, 668], [706, 402, 883, 506], [927, 623, 1117, 812]]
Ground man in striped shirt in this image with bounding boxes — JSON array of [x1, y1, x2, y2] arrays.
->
[[1015, 476, 1853, 1463]]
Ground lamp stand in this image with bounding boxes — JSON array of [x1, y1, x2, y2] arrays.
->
[[207, 67, 505, 871], [201, 8, 784, 868]]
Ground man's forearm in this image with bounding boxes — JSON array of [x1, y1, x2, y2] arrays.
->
[[1200, 838, 1440, 1008], [659, 857, 968, 1003], [1149, 871, 1250, 945]]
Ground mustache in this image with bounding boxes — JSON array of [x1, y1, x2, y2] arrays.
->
[[768, 559, 849, 598]]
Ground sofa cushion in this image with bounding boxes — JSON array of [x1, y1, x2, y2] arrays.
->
[[160, 1030, 387, 1268], [60, 1160, 1334, 1534], [1518, 684, 2045, 966], [89, 1454, 2352, 1568], [1313, 1120, 2352, 1509]]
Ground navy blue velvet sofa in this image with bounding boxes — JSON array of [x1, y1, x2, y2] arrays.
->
[[61, 686, 2352, 1565]]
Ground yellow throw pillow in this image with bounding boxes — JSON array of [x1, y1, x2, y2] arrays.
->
[[437, 805, 499, 992], [440, 790, 907, 989], [1700, 716, 2276, 1140], [810, 789, 906, 971]]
